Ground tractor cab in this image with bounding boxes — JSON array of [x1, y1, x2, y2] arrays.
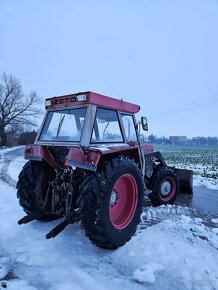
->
[[36, 91, 143, 147], [26, 91, 152, 171]]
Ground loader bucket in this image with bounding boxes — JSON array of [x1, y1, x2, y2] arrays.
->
[[175, 168, 193, 194]]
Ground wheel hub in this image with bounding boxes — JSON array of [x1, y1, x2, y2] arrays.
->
[[110, 191, 118, 205], [160, 181, 171, 196]]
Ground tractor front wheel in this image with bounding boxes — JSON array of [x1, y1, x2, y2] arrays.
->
[[78, 157, 144, 249], [149, 167, 179, 206]]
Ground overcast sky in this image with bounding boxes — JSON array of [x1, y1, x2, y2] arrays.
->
[[1, 0, 218, 138]]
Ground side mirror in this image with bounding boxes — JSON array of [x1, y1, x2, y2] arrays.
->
[[141, 117, 148, 131]]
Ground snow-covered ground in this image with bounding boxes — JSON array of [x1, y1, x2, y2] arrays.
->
[[0, 146, 24, 154], [193, 176, 218, 191], [7, 157, 26, 182], [0, 148, 218, 289]]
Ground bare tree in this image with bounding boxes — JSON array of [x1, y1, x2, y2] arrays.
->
[[0, 72, 42, 146]]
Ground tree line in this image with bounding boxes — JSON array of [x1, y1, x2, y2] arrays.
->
[[5, 130, 37, 146], [144, 134, 218, 147]]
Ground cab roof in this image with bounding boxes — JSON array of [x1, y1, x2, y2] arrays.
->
[[45, 91, 140, 114]]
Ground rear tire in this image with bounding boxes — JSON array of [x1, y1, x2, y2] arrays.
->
[[149, 167, 179, 206], [17, 161, 59, 221], [77, 157, 144, 249]]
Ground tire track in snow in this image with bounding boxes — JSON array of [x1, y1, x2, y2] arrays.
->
[[0, 147, 24, 188], [0, 153, 18, 188]]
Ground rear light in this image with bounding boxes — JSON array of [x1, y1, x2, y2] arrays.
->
[[25, 147, 32, 154]]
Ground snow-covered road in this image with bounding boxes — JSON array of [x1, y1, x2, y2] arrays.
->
[[0, 147, 217, 290]]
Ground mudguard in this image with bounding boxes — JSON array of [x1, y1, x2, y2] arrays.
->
[[24, 145, 56, 168]]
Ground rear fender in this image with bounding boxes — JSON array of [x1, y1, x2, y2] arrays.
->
[[65, 145, 141, 171], [65, 147, 102, 171], [101, 146, 141, 165], [24, 145, 56, 168]]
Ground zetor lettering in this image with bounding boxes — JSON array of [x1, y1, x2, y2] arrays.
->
[[51, 97, 77, 105]]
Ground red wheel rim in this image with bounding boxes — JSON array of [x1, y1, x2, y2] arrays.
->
[[159, 177, 176, 201], [109, 174, 138, 230]]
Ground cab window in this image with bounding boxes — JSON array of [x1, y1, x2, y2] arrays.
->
[[91, 108, 123, 143], [121, 114, 138, 142]]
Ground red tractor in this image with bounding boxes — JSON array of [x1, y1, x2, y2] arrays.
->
[[17, 91, 193, 249]]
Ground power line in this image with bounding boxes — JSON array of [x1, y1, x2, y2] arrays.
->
[[150, 94, 218, 120], [150, 94, 218, 118]]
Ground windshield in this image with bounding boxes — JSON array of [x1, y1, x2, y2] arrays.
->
[[39, 108, 87, 142]]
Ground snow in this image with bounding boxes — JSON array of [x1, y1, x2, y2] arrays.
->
[[211, 218, 218, 224], [91, 143, 130, 152], [193, 175, 218, 191], [0, 147, 218, 289], [133, 262, 165, 283], [7, 156, 27, 181], [0, 146, 23, 154]]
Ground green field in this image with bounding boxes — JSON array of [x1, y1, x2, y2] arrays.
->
[[154, 144, 218, 179]]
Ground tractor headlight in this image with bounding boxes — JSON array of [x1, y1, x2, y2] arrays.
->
[[45, 100, 52, 107], [77, 94, 87, 102]]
